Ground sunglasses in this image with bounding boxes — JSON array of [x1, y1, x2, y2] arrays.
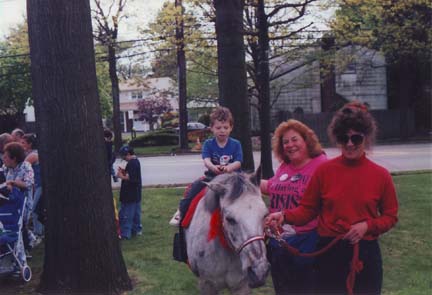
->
[[336, 134, 364, 145]]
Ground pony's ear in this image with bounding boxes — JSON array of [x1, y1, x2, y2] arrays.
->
[[249, 165, 262, 186], [203, 187, 220, 212], [203, 182, 226, 212]]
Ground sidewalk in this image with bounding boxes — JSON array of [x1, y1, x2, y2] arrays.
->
[[112, 142, 432, 188]]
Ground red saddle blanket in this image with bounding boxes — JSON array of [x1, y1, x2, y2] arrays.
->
[[180, 187, 207, 228], [180, 186, 230, 249]]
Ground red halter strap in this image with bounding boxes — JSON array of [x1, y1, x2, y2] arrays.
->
[[208, 208, 265, 253], [265, 227, 363, 295]]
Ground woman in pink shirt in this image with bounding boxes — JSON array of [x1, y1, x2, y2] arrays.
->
[[261, 119, 327, 294]]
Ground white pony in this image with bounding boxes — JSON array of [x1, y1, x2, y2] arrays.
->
[[185, 171, 269, 295]]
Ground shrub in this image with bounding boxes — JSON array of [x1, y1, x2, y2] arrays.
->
[[198, 113, 210, 126], [129, 131, 178, 147], [161, 111, 179, 129]]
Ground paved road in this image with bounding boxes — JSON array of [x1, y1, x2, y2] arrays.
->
[[113, 142, 432, 187]]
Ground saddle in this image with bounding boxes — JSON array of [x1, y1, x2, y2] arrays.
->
[[173, 180, 208, 263]]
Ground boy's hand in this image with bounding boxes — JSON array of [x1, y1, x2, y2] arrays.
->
[[211, 165, 223, 175], [116, 168, 125, 178], [219, 165, 231, 173]]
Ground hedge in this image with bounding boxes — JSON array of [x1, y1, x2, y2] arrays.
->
[[129, 131, 178, 147]]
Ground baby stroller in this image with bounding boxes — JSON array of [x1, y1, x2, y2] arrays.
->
[[0, 183, 32, 282]]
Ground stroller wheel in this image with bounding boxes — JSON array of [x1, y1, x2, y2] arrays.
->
[[21, 265, 32, 282]]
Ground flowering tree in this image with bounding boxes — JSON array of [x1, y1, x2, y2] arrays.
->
[[136, 95, 173, 130]]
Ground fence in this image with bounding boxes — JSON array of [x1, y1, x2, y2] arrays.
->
[[266, 109, 416, 143]]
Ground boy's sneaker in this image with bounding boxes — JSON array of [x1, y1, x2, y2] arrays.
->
[[169, 209, 181, 227], [132, 230, 142, 237]]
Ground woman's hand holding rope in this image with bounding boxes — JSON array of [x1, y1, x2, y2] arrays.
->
[[344, 221, 368, 244], [264, 211, 285, 230]]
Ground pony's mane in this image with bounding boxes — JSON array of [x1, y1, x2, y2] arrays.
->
[[204, 172, 257, 212]]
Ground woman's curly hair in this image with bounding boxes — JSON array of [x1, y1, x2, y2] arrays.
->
[[328, 101, 377, 147], [273, 119, 323, 163]]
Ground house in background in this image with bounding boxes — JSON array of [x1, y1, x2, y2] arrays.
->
[[187, 99, 218, 122], [119, 77, 178, 132], [250, 45, 388, 131]]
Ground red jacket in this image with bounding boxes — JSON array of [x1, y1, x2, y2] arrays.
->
[[284, 154, 398, 240]]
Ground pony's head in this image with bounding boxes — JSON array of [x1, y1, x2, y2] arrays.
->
[[204, 168, 269, 288]]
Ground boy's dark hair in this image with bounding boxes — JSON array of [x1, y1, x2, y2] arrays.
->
[[4, 142, 26, 163], [119, 145, 134, 156], [104, 128, 113, 139], [209, 107, 234, 127], [23, 133, 38, 149]]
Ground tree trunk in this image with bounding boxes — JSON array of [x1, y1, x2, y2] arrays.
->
[[27, 1, 132, 293], [176, 0, 189, 150], [387, 58, 417, 139], [108, 45, 123, 152], [256, 0, 273, 178], [214, 0, 254, 172], [320, 36, 337, 112]]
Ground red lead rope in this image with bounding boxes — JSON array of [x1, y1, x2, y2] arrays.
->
[[265, 228, 363, 295]]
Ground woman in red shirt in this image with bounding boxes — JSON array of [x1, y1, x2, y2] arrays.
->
[[266, 102, 398, 294]]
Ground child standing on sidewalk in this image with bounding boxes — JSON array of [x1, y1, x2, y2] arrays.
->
[[117, 145, 142, 239]]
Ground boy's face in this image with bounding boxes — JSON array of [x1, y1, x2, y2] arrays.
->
[[211, 120, 233, 142], [121, 153, 132, 161], [2, 151, 16, 168]]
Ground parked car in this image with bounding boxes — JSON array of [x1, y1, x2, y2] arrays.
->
[[175, 122, 210, 142], [176, 122, 209, 131]]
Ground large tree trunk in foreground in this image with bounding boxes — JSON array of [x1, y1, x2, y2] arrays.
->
[[214, 0, 254, 172], [27, 0, 132, 293]]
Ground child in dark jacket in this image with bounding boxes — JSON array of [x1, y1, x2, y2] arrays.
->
[[116, 145, 142, 240]]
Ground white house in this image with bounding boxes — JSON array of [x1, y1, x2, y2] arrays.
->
[[250, 46, 388, 130], [119, 77, 178, 132]]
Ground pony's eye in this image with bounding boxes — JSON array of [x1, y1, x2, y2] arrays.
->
[[226, 217, 237, 225]]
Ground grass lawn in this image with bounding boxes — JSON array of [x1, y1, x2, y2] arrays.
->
[[133, 145, 179, 155], [4, 172, 431, 294]]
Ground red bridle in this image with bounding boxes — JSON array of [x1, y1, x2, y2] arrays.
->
[[208, 208, 266, 254]]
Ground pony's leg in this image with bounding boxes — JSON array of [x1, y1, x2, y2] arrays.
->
[[199, 279, 219, 295], [229, 281, 251, 295]]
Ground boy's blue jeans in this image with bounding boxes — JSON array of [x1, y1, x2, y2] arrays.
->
[[119, 201, 142, 239]]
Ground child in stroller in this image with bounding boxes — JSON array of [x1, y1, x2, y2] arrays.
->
[[0, 172, 32, 282]]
